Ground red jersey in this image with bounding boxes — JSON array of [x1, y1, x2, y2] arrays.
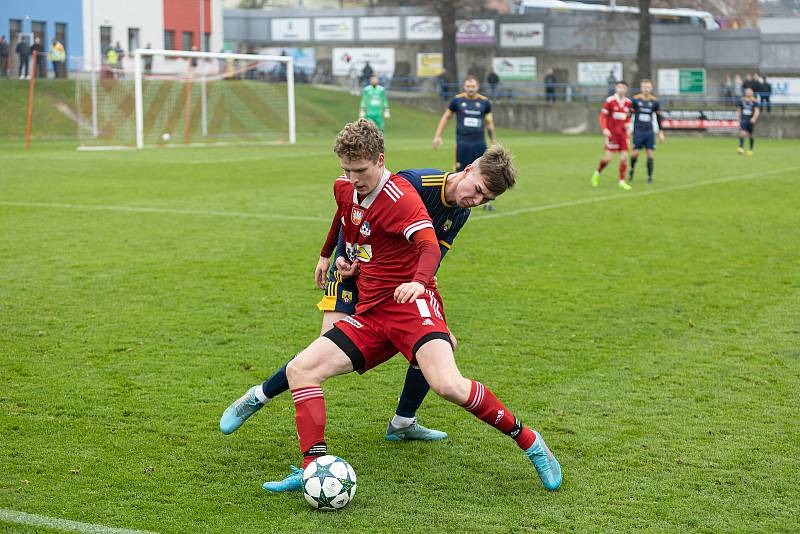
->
[[600, 95, 632, 136], [330, 170, 434, 313]]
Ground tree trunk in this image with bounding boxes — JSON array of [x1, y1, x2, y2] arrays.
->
[[635, 0, 652, 87], [439, 4, 458, 86]]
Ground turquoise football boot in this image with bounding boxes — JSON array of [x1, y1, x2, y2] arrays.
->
[[262, 465, 303, 493], [384, 419, 448, 441], [525, 431, 562, 491], [219, 386, 265, 435]]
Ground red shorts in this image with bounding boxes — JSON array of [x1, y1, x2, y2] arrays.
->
[[324, 288, 450, 373], [605, 132, 628, 152]]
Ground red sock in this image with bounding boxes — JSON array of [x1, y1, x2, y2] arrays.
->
[[619, 159, 627, 180], [462, 381, 536, 451], [597, 160, 608, 173], [291, 387, 327, 468]]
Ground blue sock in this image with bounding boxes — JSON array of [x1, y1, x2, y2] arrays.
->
[[739, 137, 744, 148], [750, 137, 754, 150], [395, 366, 431, 418], [261, 364, 289, 400]]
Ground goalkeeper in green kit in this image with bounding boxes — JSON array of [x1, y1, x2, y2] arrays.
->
[[359, 74, 390, 131]]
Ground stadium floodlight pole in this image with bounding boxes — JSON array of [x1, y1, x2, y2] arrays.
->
[[89, 0, 98, 137], [287, 57, 296, 144], [199, 0, 208, 138], [134, 50, 144, 149]]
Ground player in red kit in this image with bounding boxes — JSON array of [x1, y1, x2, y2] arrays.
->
[[219, 119, 562, 493], [591, 80, 633, 191]]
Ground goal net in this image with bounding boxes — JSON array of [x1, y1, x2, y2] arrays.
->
[[76, 49, 295, 149]]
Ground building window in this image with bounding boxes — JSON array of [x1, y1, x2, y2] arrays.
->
[[9, 19, 22, 46], [128, 28, 140, 54], [164, 30, 175, 50], [55, 23, 67, 46], [100, 26, 112, 55], [182, 31, 193, 51], [203, 32, 210, 52], [32, 21, 46, 45]]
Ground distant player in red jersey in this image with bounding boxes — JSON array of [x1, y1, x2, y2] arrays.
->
[[219, 119, 562, 493], [591, 81, 633, 191]]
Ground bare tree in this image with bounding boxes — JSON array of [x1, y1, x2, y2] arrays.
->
[[635, 0, 652, 86]]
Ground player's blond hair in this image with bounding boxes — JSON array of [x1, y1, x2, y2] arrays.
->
[[334, 119, 384, 162], [475, 144, 517, 195]]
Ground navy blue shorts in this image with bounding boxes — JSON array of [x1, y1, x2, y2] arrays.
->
[[633, 131, 655, 150], [455, 141, 487, 171], [740, 122, 754, 134], [316, 268, 358, 315]]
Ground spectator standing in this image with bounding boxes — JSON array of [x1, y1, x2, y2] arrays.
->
[[487, 70, 499, 100], [734, 74, 743, 99], [437, 69, 449, 103], [347, 61, 359, 95], [761, 76, 771, 112], [190, 45, 198, 72], [144, 44, 154, 75], [723, 75, 734, 105], [0, 36, 9, 78], [16, 36, 30, 78], [361, 61, 373, 85], [49, 38, 65, 78], [544, 68, 557, 103], [105, 46, 118, 79], [741, 73, 755, 94], [31, 37, 46, 79], [606, 69, 617, 96]]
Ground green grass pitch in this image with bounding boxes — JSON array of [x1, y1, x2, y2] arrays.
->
[[1, 86, 799, 533]]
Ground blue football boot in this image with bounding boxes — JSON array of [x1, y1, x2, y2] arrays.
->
[[262, 465, 303, 493], [219, 386, 266, 435], [525, 431, 562, 491], [384, 419, 448, 441]]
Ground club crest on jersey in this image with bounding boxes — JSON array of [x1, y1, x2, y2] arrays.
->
[[351, 207, 365, 225], [342, 291, 353, 303], [442, 219, 453, 233], [345, 241, 373, 263], [360, 221, 371, 238]]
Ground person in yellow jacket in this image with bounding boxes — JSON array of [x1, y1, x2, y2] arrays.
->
[[48, 39, 65, 78]]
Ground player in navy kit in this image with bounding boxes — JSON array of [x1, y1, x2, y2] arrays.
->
[[737, 87, 760, 156], [628, 79, 665, 183], [433, 76, 497, 210]]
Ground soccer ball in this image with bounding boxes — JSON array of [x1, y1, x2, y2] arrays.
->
[[302, 455, 357, 511], [161, 133, 171, 142]]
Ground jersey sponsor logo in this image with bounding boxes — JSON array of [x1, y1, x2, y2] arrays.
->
[[343, 316, 363, 329], [442, 219, 453, 233], [351, 207, 365, 225], [360, 220, 371, 237], [345, 241, 373, 263], [342, 291, 353, 304], [463, 117, 481, 128], [461, 102, 467, 108], [612, 111, 628, 120]]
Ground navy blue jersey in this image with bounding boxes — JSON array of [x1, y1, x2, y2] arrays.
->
[[630, 93, 661, 134], [738, 97, 759, 124], [448, 93, 492, 144], [335, 168, 470, 264]]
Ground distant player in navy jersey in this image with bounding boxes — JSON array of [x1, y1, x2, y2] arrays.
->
[[238, 145, 515, 443], [737, 87, 760, 156], [432, 76, 497, 210], [628, 79, 665, 184]]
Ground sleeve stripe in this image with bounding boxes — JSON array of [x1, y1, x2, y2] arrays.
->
[[403, 220, 434, 241]]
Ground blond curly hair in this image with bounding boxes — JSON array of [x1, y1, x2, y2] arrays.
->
[[334, 119, 385, 162]]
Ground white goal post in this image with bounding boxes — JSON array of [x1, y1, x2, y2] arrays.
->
[[132, 48, 296, 149]]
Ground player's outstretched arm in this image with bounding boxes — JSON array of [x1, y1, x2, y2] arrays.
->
[[317, 209, 342, 289], [486, 113, 497, 145], [433, 110, 453, 149]]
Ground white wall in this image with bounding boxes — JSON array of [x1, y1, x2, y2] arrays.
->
[[82, 0, 164, 71]]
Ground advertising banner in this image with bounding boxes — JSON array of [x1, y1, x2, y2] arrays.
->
[[770, 77, 800, 104], [658, 68, 706, 95], [492, 57, 536, 81], [314, 17, 354, 41], [258, 47, 316, 75], [499, 23, 544, 48], [358, 17, 400, 41], [405, 16, 442, 40], [456, 19, 495, 44], [333, 48, 395, 76], [661, 110, 738, 131], [271, 18, 310, 41], [417, 53, 443, 77], [578, 62, 623, 86]]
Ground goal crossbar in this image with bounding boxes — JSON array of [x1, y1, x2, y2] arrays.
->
[[132, 48, 296, 149]]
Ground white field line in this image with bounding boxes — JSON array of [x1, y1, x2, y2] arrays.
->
[[0, 201, 328, 223], [0, 508, 157, 534], [473, 166, 799, 222], [1, 166, 795, 225]]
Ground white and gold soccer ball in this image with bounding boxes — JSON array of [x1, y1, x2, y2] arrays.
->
[[302, 455, 357, 511], [161, 133, 171, 142]]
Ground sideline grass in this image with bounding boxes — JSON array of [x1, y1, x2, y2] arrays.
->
[[1, 95, 799, 533]]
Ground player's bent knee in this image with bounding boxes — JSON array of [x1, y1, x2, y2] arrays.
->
[[432, 376, 471, 405]]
